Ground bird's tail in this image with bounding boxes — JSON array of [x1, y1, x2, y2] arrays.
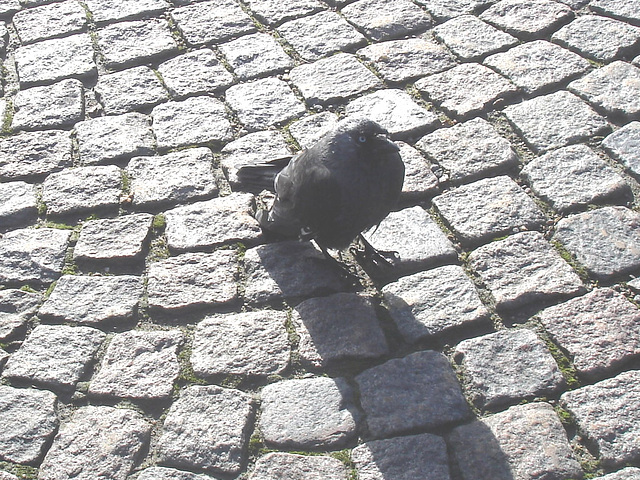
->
[[235, 156, 293, 192]]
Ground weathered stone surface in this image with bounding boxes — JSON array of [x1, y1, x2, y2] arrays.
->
[[136, 467, 217, 480], [0, 313, 28, 341], [219, 32, 294, 81], [290, 53, 383, 106], [594, 468, 640, 480], [89, 329, 183, 399], [569, 61, 640, 120], [249, 453, 347, 480], [414, 0, 494, 20], [158, 49, 233, 97], [0, 228, 71, 285], [434, 15, 518, 61], [415, 63, 517, 119], [589, 0, 640, 24], [468, 231, 585, 310], [0, 470, 18, 480], [95, 66, 169, 115], [288, 112, 339, 149], [243, 241, 350, 305], [96, 18, 177, 68], [158, 385, 253, 474], [244, 0, 324, 25], [170, 0, 255, 46], [152, 96, 233, 149], [0, 181, 37, 227], [12, 79, 83, 131], [357, 37, 455, 83], [433, 176, 546, 246], [504, 90, 609, 153], [292, 293, 389, 368], [13, 1, 87, 44], [76, 112, 155, 165], [0, 130, 71, 180], [15, 34, 95, 86], [147, 251, 238, 310], [164, 193, 261, 251], [484, 40, 589, 95], [449, 402, 582, 480], [561, 370, 640, 468], [479, 0, 573, 39], [226, 77, 306, 131], [417, 117, 518, 183], [345, 89, 438, 140], [39, 406, 151, 480], [396, 142, 440, 200], [341, 0, 431, 41], [364, 206, 457, 274], [0, 1, 18, 16], [259, 376, 359, 449], [352, 433, 451, 480], [383, 265, 489, 342], [355, 350, 471, 438], [39, 275, 143, 325], [554, 206, 640, 280], [2, 324, 105, 391], [603, 121, 640, 178], [522, 144, 631, 212], [191, 310, 290, 377], [552, 15, 640, 62], [83, 0, 170, 23], [0, 386, 58, 464], [277, 11, 366, 61]]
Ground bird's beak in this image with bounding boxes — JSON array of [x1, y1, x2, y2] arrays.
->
[[375, 133, 400, 153]]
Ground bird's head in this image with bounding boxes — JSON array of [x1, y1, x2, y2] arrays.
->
[[336, 117, 400, 156]]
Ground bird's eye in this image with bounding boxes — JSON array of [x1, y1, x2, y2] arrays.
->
[[358, 135, 367, 143]]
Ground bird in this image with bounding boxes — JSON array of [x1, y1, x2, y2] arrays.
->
[[236, 116, 405, 270]]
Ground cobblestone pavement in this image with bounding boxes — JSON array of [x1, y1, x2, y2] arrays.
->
[[1, 0, 640, 479]]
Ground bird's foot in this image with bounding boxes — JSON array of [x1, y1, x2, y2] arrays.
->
[[352, 235, 400, 269], [316, 242, 361, 285]]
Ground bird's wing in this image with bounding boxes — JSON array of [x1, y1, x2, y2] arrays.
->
[[235, 155, 293, 192]]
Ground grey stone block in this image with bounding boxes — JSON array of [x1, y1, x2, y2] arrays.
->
[[96, 18, 177, 68], [594, 468, 640, 480], [503, 90, 609, 153], [191, 310, 290, 376], [0, 228, 71, 285], [552, 15, 640, 62], [170, 0, 255, 46], [164, 193, 261, 251], [42, 165, 122, 216], [95, 66, 169, 115], [243, 241, 350, 305], [277, 11, 366, 61], [468, 231, 585, 310], [158, 385, 253, 474], [0, 313, 28, 341], [484, 40, 589, 95], [433, 175, 546, 246], [89, 329, 183, 400], [249, 452, 347, 480], [0, 181, 37, 227], [417, 117, 518, 183], [76, 112, 155, 165], [83, 0, 170, 23], [396, 142, 440, 200], [603, 121, 640, 179], [147, 251, 238, 310], [136, 467, 217, 480], [244, 0, 325, 25], [0, 386, 58, 464], [449, 402, 582, 480], [355, 350, 471, 437], [152, 96, 233, 149], [13, 0, 87, 44], [561, 370, 640, 468], [0, 0, 19, 16], [521, 144, 631, 212], [382, 265, 489, 342], [352, 433, 450, 480], [569, 61, 640, 120], [259, 376, 359, 449], [12, 79, 84, 131], [553, 206, 640, 280], [2, 324, 105, 391], [219, 32, 294, 81], [288, 112, 339, 149], [290, 53, 382, 106], [39, 275, 143, 326], [0, 470, 17, 480], [39, 406, 151, 480], [415, 63, 517, 119], [157, 49, 233, 97], [357, 37, 455, 83], [226, 77, 306, 131], [345, 89, 438, 140], [434, 15, 518, 61], [0, 288, 42, 317], [0, 130, 70, 180], [292, 293, 389, 369], [589, 0, 640, 24], [341, 0, 431, 42], [479, 0, 573, 39]]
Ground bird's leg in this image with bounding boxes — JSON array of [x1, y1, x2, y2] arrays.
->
[[352, 234, 400, 268], [315, 241, 360, 282]]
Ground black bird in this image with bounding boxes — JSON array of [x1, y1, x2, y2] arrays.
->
[[237, 117, 405, 267]]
